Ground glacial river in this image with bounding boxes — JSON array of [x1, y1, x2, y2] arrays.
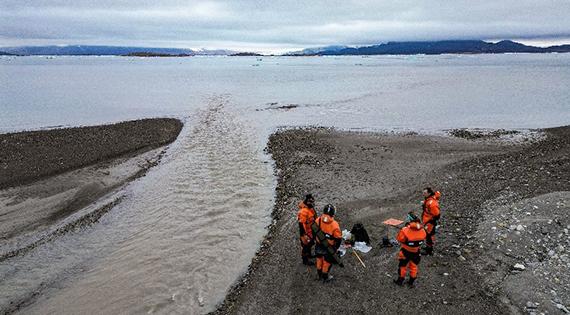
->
[[1, 54, 569, 314]]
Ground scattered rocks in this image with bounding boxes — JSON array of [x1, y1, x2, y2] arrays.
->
[[526, 301, 537, 309]]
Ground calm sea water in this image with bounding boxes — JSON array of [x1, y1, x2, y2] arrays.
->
[[0, 54, 569, 314]]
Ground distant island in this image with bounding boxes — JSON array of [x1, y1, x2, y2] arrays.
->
[[286, 40, 570, 56], [122, 52, 192, 57], [230, 52, 264, 56], [1, 40, 569, 57]]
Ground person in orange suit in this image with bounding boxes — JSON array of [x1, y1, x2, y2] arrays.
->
[[394, 212, 427, 287], [297, 194, 317, 265], [421, 187, 441, 255], [314, 204, 342, 282]]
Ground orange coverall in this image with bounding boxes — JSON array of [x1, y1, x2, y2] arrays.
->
[[314, 214, 341, 274], [297, 201, 317, 262], [397, 222, 427, 280], [422, 191, 441, 250]]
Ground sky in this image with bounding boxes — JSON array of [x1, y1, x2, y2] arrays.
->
[[1, 0, 570, 54]]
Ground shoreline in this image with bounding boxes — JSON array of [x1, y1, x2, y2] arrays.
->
[[0, 118, 182, 261], [0, 118, 183, 190], [213, 125, 569, 314]]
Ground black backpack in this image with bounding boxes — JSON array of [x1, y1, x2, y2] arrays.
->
[[350, 223, 371, 245]]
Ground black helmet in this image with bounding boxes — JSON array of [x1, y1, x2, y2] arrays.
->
[[323, 204, 335, 216]]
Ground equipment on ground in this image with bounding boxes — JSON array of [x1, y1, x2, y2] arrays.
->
[[350, 223, 371, 245], [381, 218, 404, 248], [351, 249, 366, 268]]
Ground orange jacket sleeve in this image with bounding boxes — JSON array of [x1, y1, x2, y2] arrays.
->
[[396, 228, 407, 244], [332, 223, 342, 239], [297, 209, 305, 223], [427, 199, 440, 218]]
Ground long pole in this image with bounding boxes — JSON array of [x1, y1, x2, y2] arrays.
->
[[352, 249, 366, 268]]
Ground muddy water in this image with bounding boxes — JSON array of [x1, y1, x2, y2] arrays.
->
[[0, 97, 273, 314], [1, 54, 570, 314]]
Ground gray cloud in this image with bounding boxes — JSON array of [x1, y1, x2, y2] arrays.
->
[[1, 0, 569, 52]]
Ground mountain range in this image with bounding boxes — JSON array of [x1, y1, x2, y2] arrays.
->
[[290, 40, 570, 55], [0, 45, 237, 56], [1, 40, 569, 56]]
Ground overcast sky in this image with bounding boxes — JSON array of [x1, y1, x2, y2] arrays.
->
[[1, 0, 569, 53]]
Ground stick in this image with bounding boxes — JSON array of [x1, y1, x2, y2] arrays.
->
[[352, 249, 366, 268]]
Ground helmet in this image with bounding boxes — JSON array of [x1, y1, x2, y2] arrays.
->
[[406, 211, 420, 223], [323, 204, 335, 216]]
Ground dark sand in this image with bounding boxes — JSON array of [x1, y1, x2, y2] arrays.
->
[[0, 118, 182, 189], [214, 126, 569, 314], [0, 118, 182, 261]]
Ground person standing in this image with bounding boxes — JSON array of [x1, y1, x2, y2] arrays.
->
[[394, 212, 427, 287], [421, 187, 441, 255], [297, 194, 317, 265], [314, 204, 342, 282]]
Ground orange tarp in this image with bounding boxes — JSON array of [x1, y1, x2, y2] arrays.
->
[[382, 218, 404, 227]]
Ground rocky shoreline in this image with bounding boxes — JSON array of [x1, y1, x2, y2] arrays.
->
[[213, 126, 569, 315], [0, 118, 182, 189]]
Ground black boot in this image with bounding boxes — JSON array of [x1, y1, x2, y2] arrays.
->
[[302, 256, 314, 265], [322, 273, 334, 283], [408, 277, 416, 288], [316, 270, 323, 280], [393, 277, 404, 286], [422, 247, 433, 256]]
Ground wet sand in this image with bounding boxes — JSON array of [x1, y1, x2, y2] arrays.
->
[[0, 118, 182, 264], [214, 126, 569, 314]]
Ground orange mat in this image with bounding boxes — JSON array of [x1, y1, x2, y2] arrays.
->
[[382, 218, 404, 227]]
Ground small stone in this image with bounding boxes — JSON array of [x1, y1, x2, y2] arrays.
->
[[443, 273, 449, 276], [458, 255, 466, 261], [513, 263, 526, 271], [516, 225, 524, 231], [526, 301, 537, 309]]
